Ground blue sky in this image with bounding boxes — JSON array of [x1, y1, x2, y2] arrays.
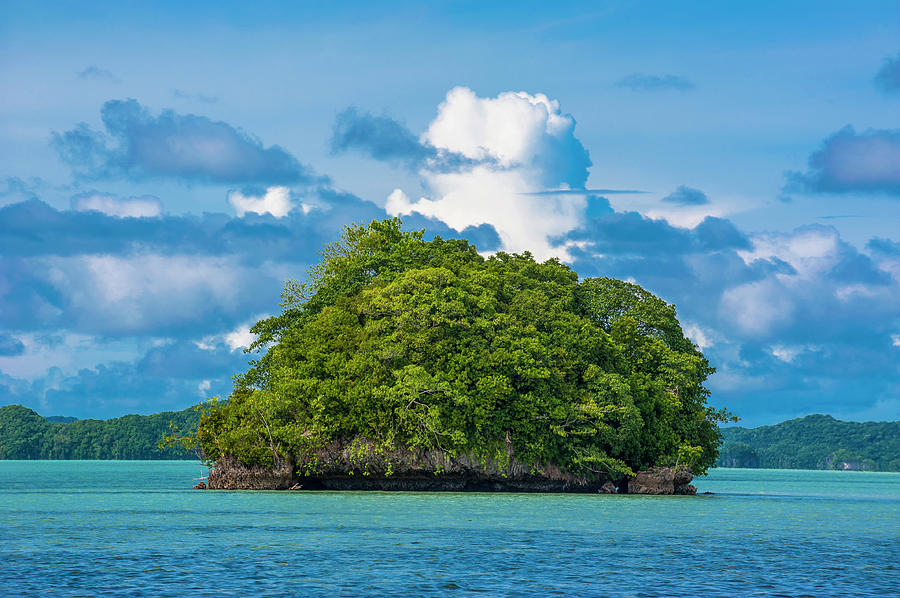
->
[[1, 0, 898, 425]]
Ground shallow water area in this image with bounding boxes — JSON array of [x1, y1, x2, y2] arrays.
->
[[1, 462, 898, 596]]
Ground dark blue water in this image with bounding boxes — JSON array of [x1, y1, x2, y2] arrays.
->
[[1, 462, 898, 596]]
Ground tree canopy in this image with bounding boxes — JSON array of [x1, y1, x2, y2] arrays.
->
[[193, 219, 730, 479], [718, 415, 900, 471], [0, 404, 199, 460]]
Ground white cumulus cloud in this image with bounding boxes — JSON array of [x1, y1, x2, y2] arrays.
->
[[194, 320, 261, 353], [740, 226, 840, 279], [228, 185, 294, 218], [31, 254, 278, 336], [224, 323, 256, 351], [72, 192, 162, 218], [385, 87, 592, 259], [770, 345, 802, 363], [720, 278, 795, 337], [683, 322, 714, 349]]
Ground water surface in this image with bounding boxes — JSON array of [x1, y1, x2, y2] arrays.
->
[[1, 462, 897, 596]]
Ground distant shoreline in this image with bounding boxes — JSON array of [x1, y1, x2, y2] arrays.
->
[[2, 404, 898, 471], [718, 414, 899, 472]]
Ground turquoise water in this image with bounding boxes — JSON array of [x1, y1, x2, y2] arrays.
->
[[1, 463, 898, 596]]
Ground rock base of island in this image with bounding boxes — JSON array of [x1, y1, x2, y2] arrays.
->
[[625, 466, 697, 495], [204, 451, 695, 495], [289, 475, 611, 493], [206, 456, 296, 490]]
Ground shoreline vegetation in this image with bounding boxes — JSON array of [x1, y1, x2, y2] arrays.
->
[[2, 404, 896, 472]]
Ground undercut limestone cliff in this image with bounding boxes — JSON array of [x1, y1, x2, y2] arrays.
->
[[625, 466, 697, 495], [203, 441, 695, 494]]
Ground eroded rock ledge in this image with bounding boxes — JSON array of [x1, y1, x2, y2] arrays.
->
[[626, 466, 697, 495], [205, 447, 695, 495]]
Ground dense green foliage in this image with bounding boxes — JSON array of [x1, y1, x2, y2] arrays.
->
[[0, 404, 199, 460], [195, 219, 729, 479], [718, 415, 900, 471]]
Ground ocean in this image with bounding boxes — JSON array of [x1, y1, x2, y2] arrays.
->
[[1, 462, 897, 596]]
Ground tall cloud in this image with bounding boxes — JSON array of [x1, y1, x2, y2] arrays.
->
[[53, 99, 321, 185], [786, 127, 900, 196], [10, 87, 900, 424], [379, 87, 592, 258]]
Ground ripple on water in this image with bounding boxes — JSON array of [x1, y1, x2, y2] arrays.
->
[[0, 462, 898, 597]]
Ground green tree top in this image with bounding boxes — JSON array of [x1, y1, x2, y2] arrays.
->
[[194, 218, 731, 478]]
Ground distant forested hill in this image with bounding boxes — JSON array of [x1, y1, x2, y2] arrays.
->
[[0, 404, 200, 460], [718, 415, 900, 471], [4, 404, 897, 468]]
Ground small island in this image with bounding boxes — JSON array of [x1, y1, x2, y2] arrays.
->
[[179, 219, 732, 494]]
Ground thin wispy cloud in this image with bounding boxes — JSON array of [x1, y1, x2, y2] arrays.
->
[[77, 66, 120, 83], [616, 73, 695, 91], [521, 189, 648, 196], [172, 89, 221, 104]]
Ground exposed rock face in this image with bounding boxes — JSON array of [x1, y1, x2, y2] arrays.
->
[[204, 441, 696, 495], [205, 440, 612, 492], [673, 467, 692, 486], [675, 484, 697, 495], [192, 481, 206, 490], [599, 480, 618, 494], [673, 467, 696, 495], [297, 440, 605, 491], [627, 467, 675, 494], [296, 475, 603, 492], [624, 467, 695, 495], [207, 455, 295, 490]]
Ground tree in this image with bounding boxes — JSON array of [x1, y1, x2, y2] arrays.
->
[[193, 219, 731, 479], [718, 415, 900, 471]]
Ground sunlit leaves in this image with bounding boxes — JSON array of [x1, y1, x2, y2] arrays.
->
[[195, 219, 726, 478]]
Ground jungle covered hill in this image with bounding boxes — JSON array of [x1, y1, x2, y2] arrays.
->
[[190, 218, 731, 489], [0, 404, 198, 460], [4, 401, 898, 474], [717, 415, 900, 471]]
